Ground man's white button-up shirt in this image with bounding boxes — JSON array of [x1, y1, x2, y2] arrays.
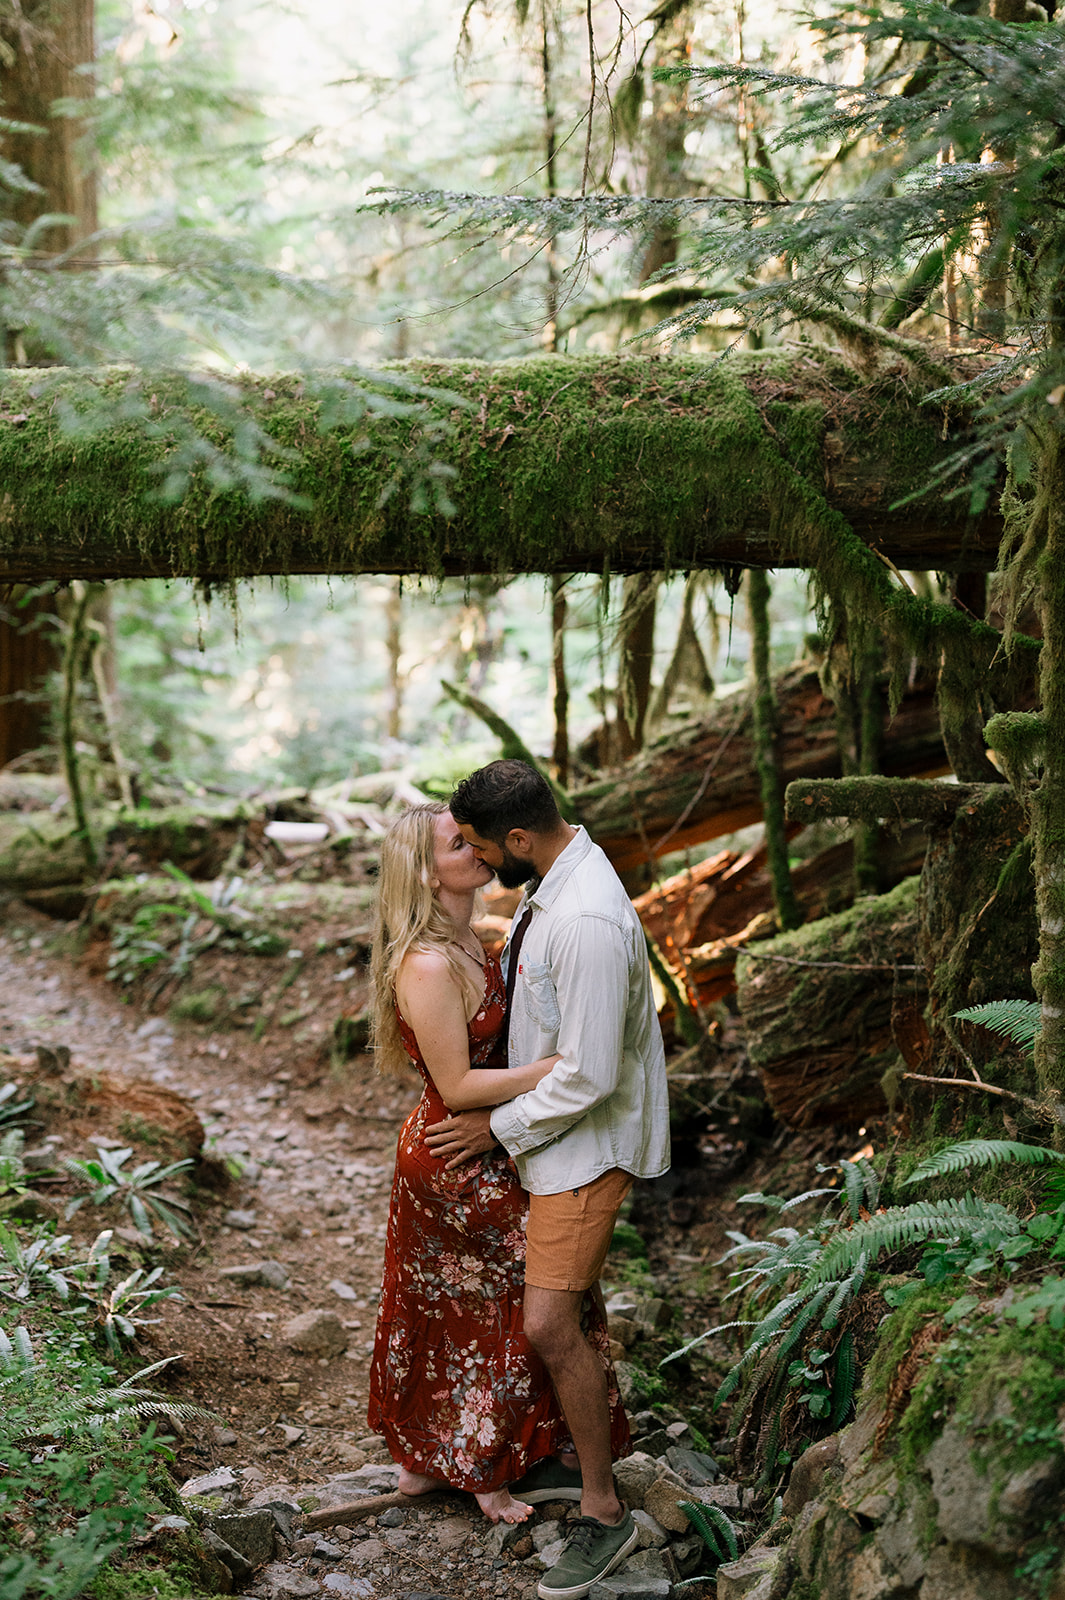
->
[[488, 826, 671, 1195]]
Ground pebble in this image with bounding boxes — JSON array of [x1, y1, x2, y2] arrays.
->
[[224, 1208, 258, 1230], [329, 1279, 358, 1300], [321, 1578, 373, 1599], [281, 1309, 349, 1358]]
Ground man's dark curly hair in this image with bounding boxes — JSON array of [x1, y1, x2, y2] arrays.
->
[[449, 759, 562, 844]]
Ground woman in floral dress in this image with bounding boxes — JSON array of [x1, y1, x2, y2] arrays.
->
[[367, 803, 627, 1524]]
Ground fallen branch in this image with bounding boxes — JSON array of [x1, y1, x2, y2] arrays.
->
[[303, 1489, 450, 1529], [743, 951, 921, 973]]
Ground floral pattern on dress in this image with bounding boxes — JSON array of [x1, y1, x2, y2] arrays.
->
[[367, 952, 629, 1492]]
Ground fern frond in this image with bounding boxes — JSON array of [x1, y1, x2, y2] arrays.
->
[[954, 999, 1040, 1051], [841, 1161, 864, 1222], [829, 1331, 857, 1428], [903, 1140, 1065, 1187], [679, 1501, 727, 1563], [681, 1500, 739, 1563], [807, 1197, 1020, 1285], [821, 1254, 867, 1329]]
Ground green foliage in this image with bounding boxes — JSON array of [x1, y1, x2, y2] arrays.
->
[[0, 1224, 182, 1356], [0, 1323, 206, 1600], [105, 868, 285, 995], [0, 1131, 32, 1199], [679, 1499, 740, 1568], [903, 1140, 1065, 1188], [64, 1148, 196, 1243], [669, 1137, 1065, 1479], [954, 1001, 1041, 1054], [0, 1080, 36, 1136]]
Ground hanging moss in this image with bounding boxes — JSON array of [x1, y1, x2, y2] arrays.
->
[[0, 353, 1006, 584]]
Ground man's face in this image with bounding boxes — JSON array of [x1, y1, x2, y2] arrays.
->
[[454, 820, 537, 890]]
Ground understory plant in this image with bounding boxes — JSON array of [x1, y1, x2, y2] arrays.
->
[[0, 1223, 182, 1354], [0, 1325, 208, 1600], [105, 864, 285, 998], [666, 999, 1065, 1481], [64, 1146, 196, 1242]]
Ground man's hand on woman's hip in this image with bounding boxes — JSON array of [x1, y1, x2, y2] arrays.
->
[[425, 1108, 497, 1169]]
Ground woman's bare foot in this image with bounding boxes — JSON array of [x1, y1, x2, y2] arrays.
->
[[475, 1488, 534, 1524], [398, 1467, 448, 1497]]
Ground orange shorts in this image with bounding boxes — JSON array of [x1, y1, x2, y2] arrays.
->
[[524, 1168, 634, 1291]]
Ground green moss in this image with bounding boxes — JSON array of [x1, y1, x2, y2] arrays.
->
[[0, 354, 1005, 587], [899, 1311, 1065, 1475], [169, 987, 227, 1024]]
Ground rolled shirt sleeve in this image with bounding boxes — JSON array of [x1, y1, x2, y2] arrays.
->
[[490, 913, 632, 1157]]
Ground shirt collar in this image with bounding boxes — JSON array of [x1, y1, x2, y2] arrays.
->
[[524, 826, 592, 913]]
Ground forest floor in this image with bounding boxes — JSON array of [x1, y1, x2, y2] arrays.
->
[[0, 902, 862, 1600]]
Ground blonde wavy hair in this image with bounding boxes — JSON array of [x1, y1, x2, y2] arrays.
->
[[370, 801, 484, 1077]]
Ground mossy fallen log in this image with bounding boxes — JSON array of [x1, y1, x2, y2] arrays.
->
[[0, 801, 262, 898], [575, 663, 948, 874], [786, 776, 1003, 826], [0, 353, 1002, 583], [735, 877, 924, 1127]]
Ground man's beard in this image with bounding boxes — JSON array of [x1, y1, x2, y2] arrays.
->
[[496, 846, 538, 890]]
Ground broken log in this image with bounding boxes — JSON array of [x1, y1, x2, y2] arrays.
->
[[635, 825, 927, 1009], [734, 877, 924, 1127], [785, 777, 1004, 827], [576, 664, 949, 875], [0, 354, 1003, 584]]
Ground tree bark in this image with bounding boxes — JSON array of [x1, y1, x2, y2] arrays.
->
[[747, 568, 800, 929], [735, 877, 924, 1128], [0, 0, 95, 765], [0, 356, 1007, 584], [574, 662, 950, 874], [0, 0, 97, 253]]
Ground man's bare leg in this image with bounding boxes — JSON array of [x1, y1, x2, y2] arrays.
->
[[523, 1284, 623, 1526]]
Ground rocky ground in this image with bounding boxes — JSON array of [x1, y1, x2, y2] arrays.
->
[[1, 905, 769, 1600]]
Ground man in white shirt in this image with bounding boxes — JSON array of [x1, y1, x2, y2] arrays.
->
[[425, 760, 670, 1600]]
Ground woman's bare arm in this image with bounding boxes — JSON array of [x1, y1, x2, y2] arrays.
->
[[396, 950, 559, 1111]]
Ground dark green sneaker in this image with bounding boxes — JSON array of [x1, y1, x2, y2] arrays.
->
[[510, 1457, 583, 1503], [536, 1511, 639, 1600]]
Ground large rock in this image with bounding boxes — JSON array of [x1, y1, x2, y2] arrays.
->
[[641, 1471, 704, 1535], [782, 1435, 840, 1516], [280, 1310, 348, 1358], [207, 1509, 277, 1565], [715, 1548, 779, 1600]]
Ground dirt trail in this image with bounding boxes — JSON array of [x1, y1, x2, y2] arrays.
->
[[0, 907, 422, 1473]]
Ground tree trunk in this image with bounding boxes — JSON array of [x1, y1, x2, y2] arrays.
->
[[551, 575, 570, 784], [748, 568, 800, 929], [0, 0, 97, 253], [574, 662, 949, 874], [0, 0, 95, 764], [0, 588, 57, 770], [615, 572, 658, 757], [735, 876, 924, 1128], [1031, 427, 1065, 1105]]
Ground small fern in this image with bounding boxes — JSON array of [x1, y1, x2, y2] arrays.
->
[[903, 1139, 1065, 1188], [829, 1330, 857, 1428], [807, 1197, 1021, 1287], [679, 1499, 740, 1565], [953, 999, 1040, 1052]]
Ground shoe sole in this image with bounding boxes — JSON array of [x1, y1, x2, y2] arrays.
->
[[516, 1485, 583, 1504], [535, 1523, 640, 1600]]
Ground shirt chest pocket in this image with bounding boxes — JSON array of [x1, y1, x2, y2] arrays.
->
[[521, 960, 561, 1032]]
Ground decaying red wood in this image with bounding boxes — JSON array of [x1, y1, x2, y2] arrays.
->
[[576, 664, 949, 875], [634, 826, 927, 1008]]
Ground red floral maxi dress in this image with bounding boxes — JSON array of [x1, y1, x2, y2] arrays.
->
[[367, 952, 630, 1492]]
